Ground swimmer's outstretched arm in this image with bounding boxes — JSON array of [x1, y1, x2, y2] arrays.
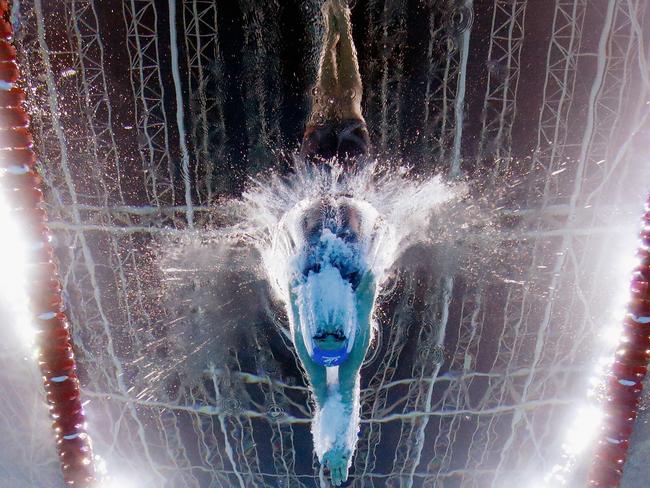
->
[[339, 271, 375, 393], [320, 271, 376, 486], [288, 289, 329, 402]]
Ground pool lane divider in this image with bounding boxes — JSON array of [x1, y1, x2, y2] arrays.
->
[[588, 195, 650, 487], [0, 2, 96, 486]]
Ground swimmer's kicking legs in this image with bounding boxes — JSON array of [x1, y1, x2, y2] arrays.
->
[[301, 0, 370, 164]]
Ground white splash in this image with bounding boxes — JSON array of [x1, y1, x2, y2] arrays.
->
[[242, 160, 458, 306], [293, 259, 357, 356], [312, 386, 360, 462]]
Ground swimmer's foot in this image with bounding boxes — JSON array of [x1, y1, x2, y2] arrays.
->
[[322, 0, 340, 39], [331, 0, 352, 33]]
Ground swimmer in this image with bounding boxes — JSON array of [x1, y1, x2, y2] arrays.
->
[[288, 2, 378, 485]]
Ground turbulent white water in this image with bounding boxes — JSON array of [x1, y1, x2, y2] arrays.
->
[[156, 159, 460, 385], [242, 160, 459, 307], [240, 159, 459, 465], [311, 386, 360, 461], [294, 257, 359, 355]]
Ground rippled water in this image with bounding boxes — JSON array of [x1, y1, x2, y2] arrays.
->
[[1, 1, 649, 487]]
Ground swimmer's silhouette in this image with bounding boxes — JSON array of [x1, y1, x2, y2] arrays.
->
[[287, 1, 378, 485]]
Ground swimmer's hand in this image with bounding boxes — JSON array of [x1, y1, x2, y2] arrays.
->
[[323, 447, 350, 486]]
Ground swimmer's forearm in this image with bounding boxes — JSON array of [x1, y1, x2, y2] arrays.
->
[[290, 322, 328, 399], [337, 275, 375, 394], [289, 291, 330, 403], [338, 338, 367, 395]]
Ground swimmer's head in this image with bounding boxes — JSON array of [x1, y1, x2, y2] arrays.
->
[[295, 263, 357, 366], [311, 323, 349, 366]]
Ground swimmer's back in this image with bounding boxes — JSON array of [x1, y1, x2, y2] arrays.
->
[[301, 199, 364, 244]]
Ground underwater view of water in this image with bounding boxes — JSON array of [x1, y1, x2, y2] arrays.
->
[[1, 1, 650, 487]]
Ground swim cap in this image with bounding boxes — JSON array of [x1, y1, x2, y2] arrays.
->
[[311, 344, 350, 367]]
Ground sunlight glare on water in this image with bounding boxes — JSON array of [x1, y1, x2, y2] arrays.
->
[[0, 191, 35, 349]]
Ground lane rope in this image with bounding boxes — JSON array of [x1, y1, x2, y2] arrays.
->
[[588, 195, 650, 487], [0, 2, 96, 485]]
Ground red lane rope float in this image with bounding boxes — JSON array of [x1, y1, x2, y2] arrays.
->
[[0, 2, 96, 486], [589, 195, 650, 487]]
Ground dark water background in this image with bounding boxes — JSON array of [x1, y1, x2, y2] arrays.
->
[[1, 1, 649, 487]]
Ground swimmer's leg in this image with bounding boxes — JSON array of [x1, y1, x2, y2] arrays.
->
[[332, 0, 364, 121], [310, 1, 340, 124]]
